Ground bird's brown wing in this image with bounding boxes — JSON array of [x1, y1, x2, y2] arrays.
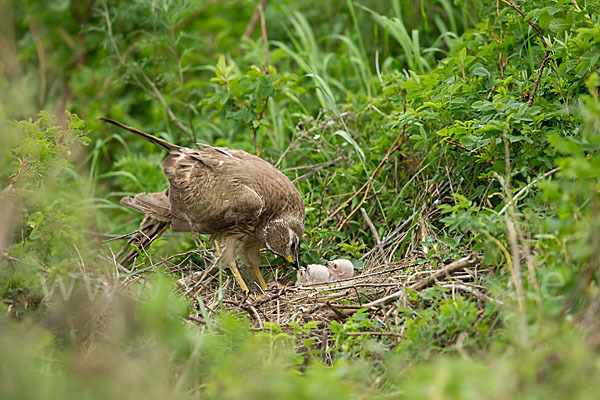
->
[[120, 190, 171, 222], [162, 148, 265, 234], [221, 147, 306, 219], [116, 191, 171, 267]]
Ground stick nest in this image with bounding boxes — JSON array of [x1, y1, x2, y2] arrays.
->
[[178, 253, 495, 330]]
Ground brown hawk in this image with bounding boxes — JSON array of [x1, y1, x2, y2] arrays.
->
[[100, 118, 305, 294]]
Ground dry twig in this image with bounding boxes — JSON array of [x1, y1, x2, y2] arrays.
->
[[360, 254, 479, 309]]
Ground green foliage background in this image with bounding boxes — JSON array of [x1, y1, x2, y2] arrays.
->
[[2, 0, 600, 398]]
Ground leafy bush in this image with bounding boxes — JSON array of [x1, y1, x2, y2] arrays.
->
[[1, 112, 91, 318]]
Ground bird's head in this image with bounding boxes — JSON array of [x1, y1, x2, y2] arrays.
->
[[262, 217, 303, 268], [296, 267, 308, 284], [326, 259, 354, 280]]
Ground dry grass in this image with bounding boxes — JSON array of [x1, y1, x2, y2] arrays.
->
[[170, 250, 495, 330]]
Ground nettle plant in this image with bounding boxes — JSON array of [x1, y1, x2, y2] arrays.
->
[[201, 56, 306, 153], [1, 113, 91, 315], [2, 113, 90, 261], [329, 310, 387, 359]]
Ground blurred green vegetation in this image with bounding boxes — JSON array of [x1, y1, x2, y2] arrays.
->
[[2, 0, 600, 398]]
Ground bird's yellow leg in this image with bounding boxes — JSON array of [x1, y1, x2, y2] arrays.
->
[[228, 262, 250, 294], [218, 235, 252, 296], [239, 236, 267, 292], [252, 264, 268, 290]]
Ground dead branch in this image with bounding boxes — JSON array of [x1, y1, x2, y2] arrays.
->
[[527, 50, 550, 107], [360, 254, 480, 309], [319, 127, 406, 230], [499, 167, 561, 215], [243, 0, 268, 38], [360, 208, 381, 245]]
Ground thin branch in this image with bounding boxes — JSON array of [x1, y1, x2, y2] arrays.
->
[[441, 283, 502, 304], [243, 0, 268, 38], [360, 212, 416, 260], [103, 3, 193, 141], [360, 207, 381, 244], [154, 248, 214, 268], [501, 131, 526, 332], [291, 157, 343, 183], [137, 66, 194, 141], [250, 2, 271, 156], [174, 0, 221, 31], [252, 97, 269, 156], [359, 254, 480, 309], [499, 0, 547, 47], [306, 283, 400, 293], [410, 255, 479, 291], [169, 25, 196, 141], [527, 50, 550, 107], [258, 1, 269, 62], [24, 0, 46, 108], [101, 229, 139, 243], [275, 110, 326, 168], [340, 331, 402, 337], [284, 157, 342, 173], [498, 166, 561, 215], [245, 305, 264, 329], [442, 138, 479, 154], [499, 0, 550, 107], [319, 127, 405, 229]]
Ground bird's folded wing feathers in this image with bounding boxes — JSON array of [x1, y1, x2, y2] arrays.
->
[[120, 191, 171, 223], [161, 149, 265, 234]]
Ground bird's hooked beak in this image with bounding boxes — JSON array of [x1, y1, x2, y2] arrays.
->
[[286, 255, 299, 269]]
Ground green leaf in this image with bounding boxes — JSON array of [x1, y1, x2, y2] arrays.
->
[[263, 322, 282, 333], [472, 67, 489, 77], [329, 321, 342, 334], [333, 130, 366, 164], [232, 109, 254, 123], [549, 18, 569, 33], [304, 321, 319, 330]]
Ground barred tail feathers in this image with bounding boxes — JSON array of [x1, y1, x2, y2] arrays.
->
[[116, 215, 168, 268], [99, 117, 180, 152], [117, 190, 171, 267]]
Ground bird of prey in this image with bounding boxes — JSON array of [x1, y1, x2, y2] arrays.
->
[[296, 264, 330, 286], [100, 118, 305, 295], [326, 259, 354, 281]]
